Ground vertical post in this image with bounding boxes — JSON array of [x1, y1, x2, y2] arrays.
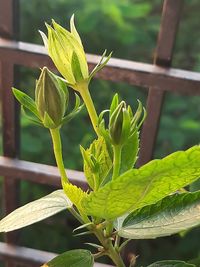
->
[[0, 0, 20, 263], [138, 0, 183, 166]]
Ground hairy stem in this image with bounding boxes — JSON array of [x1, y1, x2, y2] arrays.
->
[[78, 84, 100, 136], [112, 145, 122, 180], [50, 128, 69, 185]]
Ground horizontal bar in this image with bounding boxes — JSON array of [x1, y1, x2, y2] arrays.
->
[[0, 156, 87, 189], [0, 242, 112, 267], [1, 38, 200, 94]]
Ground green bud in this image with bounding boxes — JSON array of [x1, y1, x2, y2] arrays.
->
[[39, 15, 112, 91], [109, 101, 131, 146], [98, 94, 146, 147], [40, 16, 88, 90], [35, 67, 67, 128]]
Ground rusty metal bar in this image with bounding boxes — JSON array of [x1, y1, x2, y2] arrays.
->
[[1, 60, 20, 250], [0, 2, 20, 263], [0, 242, 112, 267], [0, 156, 87, 189], [0, 0, 19, 39], [138, 0, 183, 166], [0, 38, 200, 95]]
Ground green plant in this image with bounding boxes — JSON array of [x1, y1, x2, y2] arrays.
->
[[1, 16, 200, 267]]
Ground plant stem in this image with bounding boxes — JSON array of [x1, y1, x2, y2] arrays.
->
[[78, 84, 100, 136], [108, 243, 126, 267], [105, 221, 114, 237], [50, 128, 91, 224], [50, 128, 69, 185], [115, 235, 121, 249], [94, 229, 126, 267], [112, 145, 122, 180]]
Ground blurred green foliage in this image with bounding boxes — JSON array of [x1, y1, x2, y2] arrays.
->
[[1, 0, 198, 266]]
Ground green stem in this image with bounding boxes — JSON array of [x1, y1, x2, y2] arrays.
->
[[94, 229, 126, 267], [112, 145, 122, 180], [105, 221, 113, 237], [78, 84, 100, 136], [108, 244, 126, 267], [115, 235, 121, 249], [50, 128, 69, 185], [50, 128, 92, 224]]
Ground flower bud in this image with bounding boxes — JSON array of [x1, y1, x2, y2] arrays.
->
[[109, 101, 131, 145], [39, 15, 112, 91], [35, 67, 67, 128], [40, 16, 88, 90], [98, 94, 146, 147]]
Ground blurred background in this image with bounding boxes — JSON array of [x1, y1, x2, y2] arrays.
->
[[1, 0, 200, 266]]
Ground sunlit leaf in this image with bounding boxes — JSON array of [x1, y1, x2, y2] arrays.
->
[[80, 137, 112, 190], [0, 190, 72, 232], [82, 146, 200, 219], [63, 183, 87, 212], [117, 191, 200, 239], [120, 131, 139, 174]]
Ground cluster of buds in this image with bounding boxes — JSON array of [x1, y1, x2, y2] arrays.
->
[[39, 15, 112, 91], [98, 94, 146, 147], [13, 67, 83, 129]]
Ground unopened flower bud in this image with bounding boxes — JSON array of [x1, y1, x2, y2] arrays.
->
[[98, 94, 146, 147], [39, 15, 112, 91], [35, 67, 67, 128], [109, 101, 131, 145]]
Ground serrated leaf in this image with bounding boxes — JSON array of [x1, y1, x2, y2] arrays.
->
[[147, 260, 195, 267], [120, 131, 139, 174], [0, 190, 72, 232], [117, 191, 200, 239], [42, 249, 94, 267], [81, 137, 112, 190], [63, 183, 88, 212], [82, 146, 200, 219]]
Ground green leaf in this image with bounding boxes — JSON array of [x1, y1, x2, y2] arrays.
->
[[188, 255, 200, 266], [0, 190, 72, 232], [120, 131, 139, 174], [63, 183, 88, 212], [190, 178, 200, 192], [117, 191, 200, 239], [82, 146, 200, 219], [43, 112, 56, 128], [12, 88, 39, 118], [70, 14, 83, 47], [80, 137, 112, 190], [71, 51, 84, 82], [21, 106, 42, 126], [146, 260, 195, 267], [89, 50, 112, 81], [42, 249, 94, 267], [62, 93, 84, 124]]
